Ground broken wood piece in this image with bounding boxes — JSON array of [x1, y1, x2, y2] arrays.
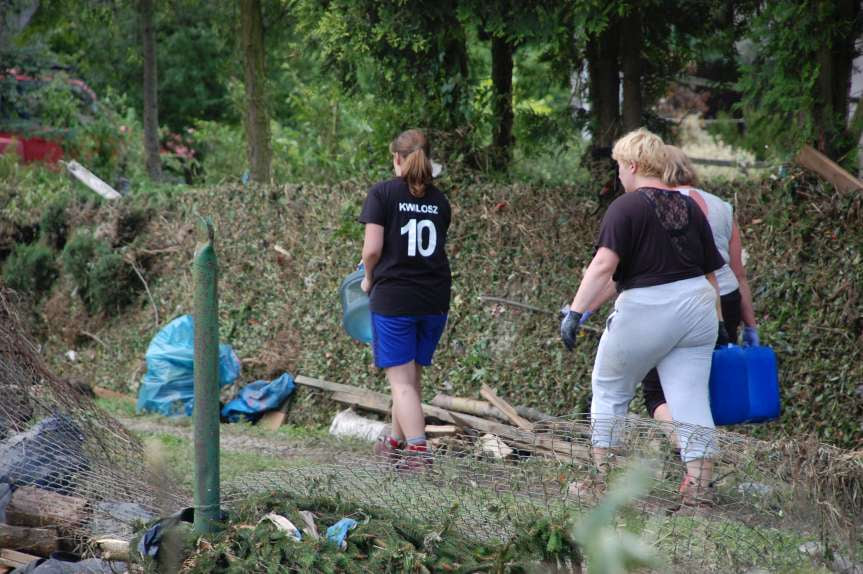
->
[[430, 394, 507, 421], [273, 244, 291, 257], [425, 424, 457, 437], [259, 395, 293, 431], [480, 384, 533, 431], [0, 549, 40, 568], [94, 537, 130, 561], [795, 144, 863, 193], [0, 523, 58, 557], [514, 404, 555, 423], [63, 160, 122, 200], [6, 486, 88, 529], [479, 434, 513, 459]]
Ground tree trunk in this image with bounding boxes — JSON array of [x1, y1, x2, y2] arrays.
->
[[815, 0, 858, 160], [440, 5, 470, 131], [620, 7, 642, 132], [490, 34, 515, 170], [139, 0, 161, 181], [587, 21, 621, 149], [241, 0, 272, 183]]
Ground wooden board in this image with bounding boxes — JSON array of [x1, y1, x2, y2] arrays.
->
[[795, 144, 863, 193], [480, 384, 533, 430], [64, 160, 122, 200], [0, 548, 40, 568], [330, 391, 391, 413], [259, 396, 293, 431]]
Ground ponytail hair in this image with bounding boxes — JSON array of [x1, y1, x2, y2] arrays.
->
[[390, 129, 432, 198], [662, 144, 699, 187]]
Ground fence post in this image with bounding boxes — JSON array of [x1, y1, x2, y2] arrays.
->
[[194, 218, 221, 533]]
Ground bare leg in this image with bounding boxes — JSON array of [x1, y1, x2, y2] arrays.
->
[[652, 403, 680, 449], [386, 361, 425, 440]]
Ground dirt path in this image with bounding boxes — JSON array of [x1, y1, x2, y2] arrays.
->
[[117, 415, 348, 462]]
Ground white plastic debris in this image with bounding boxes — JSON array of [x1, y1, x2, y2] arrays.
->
[[259, 512, 302, 541], [65, 350, 78, 362], [329, 408, 388, 443], [479, 433, 513, 459]]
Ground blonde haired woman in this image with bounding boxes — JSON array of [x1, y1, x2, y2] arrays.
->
[[560, 128, 727, 506], [642, 145, 759, 428]]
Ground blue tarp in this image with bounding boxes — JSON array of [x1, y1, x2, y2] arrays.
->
[[221, 373, 295, 423], [136, 315, 241, 417]]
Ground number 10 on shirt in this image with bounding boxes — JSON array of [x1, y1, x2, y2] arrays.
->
[[401, 218, 437, 256]]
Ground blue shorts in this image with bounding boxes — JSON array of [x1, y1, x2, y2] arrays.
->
[[371, 312, 448, 369]]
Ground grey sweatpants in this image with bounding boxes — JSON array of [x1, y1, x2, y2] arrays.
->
[[590, 276, 718, 462]]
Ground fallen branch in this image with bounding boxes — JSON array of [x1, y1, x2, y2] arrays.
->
[[128, 258, 159, 328], [478, 296, 601, 334]]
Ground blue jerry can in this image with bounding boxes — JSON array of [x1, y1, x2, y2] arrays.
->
[[709, 345, 750, 426], [742, 345, 780, 422], [339, 269, 372, 344]]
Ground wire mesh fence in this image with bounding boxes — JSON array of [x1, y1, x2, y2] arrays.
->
[[1, 283, 861, 572]]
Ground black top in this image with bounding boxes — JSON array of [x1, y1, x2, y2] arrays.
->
[[358, 177, 452, 315], [597, 187, 725, 291]]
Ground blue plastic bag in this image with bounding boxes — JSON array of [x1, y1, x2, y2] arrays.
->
[[221, 373, 295, 423], [136, 315, 241, 416], [326, 518, 358, 550]]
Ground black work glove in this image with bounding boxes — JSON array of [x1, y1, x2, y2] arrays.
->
[[716, 321, 731, 348], [560, 307, 584, 351]]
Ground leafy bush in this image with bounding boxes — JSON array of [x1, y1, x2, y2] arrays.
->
[[39, 198, 69, 250], [61, 232, 139, 314], [2, 243, 59, 298]]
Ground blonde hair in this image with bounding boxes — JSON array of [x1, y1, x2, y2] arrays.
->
[[390, 129, 432, 198], [611, 128, 667, 179], [662, 145, 699, 187]]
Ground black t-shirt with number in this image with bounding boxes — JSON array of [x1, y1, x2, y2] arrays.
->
[[597, 187, 725, 291], [358, 177, 452, 315]]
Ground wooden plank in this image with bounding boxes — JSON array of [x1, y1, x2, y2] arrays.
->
[[330, 391, 391, 413], [425, 424, 457, 437], [0, 548, 40, 567], [0, 523, 59, 557], [64, 160, 122, 200], [259, 395, 294, 431], [6, 486, 88, 529], [480, 384, 533, 431], [795, 144, 863, 193]]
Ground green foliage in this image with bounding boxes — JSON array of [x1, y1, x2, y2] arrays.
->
[[39, 197, 68, 249], [729, 1, 860, 162], [1, 242, 59, 298], [60, 231, 139, 315]]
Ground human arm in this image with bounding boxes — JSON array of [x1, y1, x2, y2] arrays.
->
[[361, 223, 384, 293], [570, 247, 620, 313], [728, 222, 756, 328]]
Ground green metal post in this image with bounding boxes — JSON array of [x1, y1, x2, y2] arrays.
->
[[193, 218, 221, 533]]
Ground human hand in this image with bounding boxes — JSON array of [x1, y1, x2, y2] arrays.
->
[[742, 326, 759, 347], [716, 321, 731, 348], [361, 277, 372, 293], [560, 308, 584, 351]]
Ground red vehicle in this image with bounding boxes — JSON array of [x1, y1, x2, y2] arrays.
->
[[0, 70, 98, 164]]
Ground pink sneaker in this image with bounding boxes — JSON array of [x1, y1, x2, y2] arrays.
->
[[373, 436, 402, 463], [394, 443, 433, 474]]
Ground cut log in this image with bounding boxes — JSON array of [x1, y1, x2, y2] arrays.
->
[[514, 405, 555, 423], [795, 144, 863, 193], [430, 394, 507, 421], [6, 486, 88, 529], [0, 523, 58, 557], [0, 549, 40, 568], [480, 385, 533, 430]]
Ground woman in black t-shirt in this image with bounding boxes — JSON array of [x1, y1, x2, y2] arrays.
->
[[358, 129, 451, 470], [560, 128, 728, 508]]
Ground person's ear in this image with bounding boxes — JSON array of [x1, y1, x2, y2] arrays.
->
[[626, 160, 637, 174]]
